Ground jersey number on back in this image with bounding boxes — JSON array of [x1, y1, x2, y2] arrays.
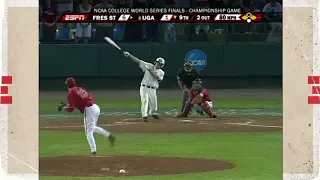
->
[[77, 89, 89, 99]]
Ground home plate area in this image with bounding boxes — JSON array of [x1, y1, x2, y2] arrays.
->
[[40, 115, 282, 177], [40, 115, 282, 133]]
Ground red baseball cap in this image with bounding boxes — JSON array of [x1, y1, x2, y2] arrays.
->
[[65, 77, 76, 87]]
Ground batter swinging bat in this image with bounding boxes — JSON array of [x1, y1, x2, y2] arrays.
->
[[104, 37, 122, 51]]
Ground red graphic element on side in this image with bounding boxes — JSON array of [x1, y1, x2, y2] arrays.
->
[[1, 76, 12, 104], [1, 86, 8, 94], [312, 86, 320, 94], [1, 96, 12, 104], [308, 76, 320, 104], [2, 76, 12, 84], [308, 96, 320, 104], [308, 76, 320, 84]]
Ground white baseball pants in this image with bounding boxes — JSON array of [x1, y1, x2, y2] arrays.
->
[[140, 86, 158, 117], [84, 104, 111, 153]]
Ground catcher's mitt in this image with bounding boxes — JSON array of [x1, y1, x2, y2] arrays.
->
[[192, 95, 203, 104], [58, 101, 67, 112]]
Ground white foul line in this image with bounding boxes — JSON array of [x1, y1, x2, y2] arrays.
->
[[225, 122, 282, 128]]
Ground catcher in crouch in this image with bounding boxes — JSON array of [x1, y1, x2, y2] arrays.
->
[[177, 78, 217, 118]]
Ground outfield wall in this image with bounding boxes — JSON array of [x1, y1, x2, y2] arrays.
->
[[39, 42, 282, 90]]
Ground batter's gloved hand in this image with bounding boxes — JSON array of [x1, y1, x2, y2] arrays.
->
[[58, 101, 67, 112], [123, 51, 130, 57]]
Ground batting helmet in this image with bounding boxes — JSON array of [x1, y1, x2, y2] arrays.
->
[[155, 57, 165, 67], [65, 77, 76, 88]]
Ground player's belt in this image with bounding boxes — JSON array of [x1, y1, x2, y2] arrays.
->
[[86, 104, 93, 107], [142, 84, 156, 89]]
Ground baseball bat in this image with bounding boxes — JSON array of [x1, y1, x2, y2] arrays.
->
[[104, 37, 122, 51]]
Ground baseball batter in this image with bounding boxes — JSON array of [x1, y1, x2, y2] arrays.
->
[[58, 77, 115, 156], [177, 79, 217, 118], [123, 51, 165, 122]]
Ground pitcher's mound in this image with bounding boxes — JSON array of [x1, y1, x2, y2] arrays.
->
[[40, 155, 236, 177]]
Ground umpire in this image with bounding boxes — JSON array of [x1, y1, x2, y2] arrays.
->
[[177, 62, 201, 113]]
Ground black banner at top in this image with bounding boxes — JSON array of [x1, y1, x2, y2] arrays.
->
[[92, 7, 246, 14]]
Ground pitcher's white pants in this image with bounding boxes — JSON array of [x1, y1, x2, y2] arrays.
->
[[140, 86, 158, 117], [84, 104, 111, 153]]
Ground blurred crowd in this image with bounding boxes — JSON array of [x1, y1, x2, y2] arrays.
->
[[39, 0, 282, 43]]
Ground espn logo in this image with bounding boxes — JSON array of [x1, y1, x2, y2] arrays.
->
[[60, 14, 88, 22], [1, 76, 12, 104]]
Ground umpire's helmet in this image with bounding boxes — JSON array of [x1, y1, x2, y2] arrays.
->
[[184, 62, 193, 72]]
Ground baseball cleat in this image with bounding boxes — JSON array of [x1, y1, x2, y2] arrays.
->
[[210, 114, 218, 118], [92, 151, 97, 156], [142, 117, 148, 122], [176, 113, 187, 118], [108, 135, 116, 147], [152, 115, 159, 119]]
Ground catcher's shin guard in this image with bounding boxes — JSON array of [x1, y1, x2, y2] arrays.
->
[[181, 100, 193, 117], [201, 101, 216, 118]]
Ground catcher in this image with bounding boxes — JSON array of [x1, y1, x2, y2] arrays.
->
[[177, 78, 217, 118]]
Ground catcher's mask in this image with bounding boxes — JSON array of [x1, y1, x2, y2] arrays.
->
[[154, 57, 165, 69], [184, 62, 193, 72], [192, 78, 202, 89]]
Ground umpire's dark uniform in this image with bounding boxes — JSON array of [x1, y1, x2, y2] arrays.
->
[[177, 63, 201, 112]]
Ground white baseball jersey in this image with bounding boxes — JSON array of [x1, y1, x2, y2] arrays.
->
[[139, 60, 164, 89]]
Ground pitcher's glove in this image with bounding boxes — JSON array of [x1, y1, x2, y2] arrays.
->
[[58, 101, 67, 112], [192, 95, 203, 104]]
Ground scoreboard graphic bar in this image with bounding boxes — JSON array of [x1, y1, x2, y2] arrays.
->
[[59, 13, 264, 23]]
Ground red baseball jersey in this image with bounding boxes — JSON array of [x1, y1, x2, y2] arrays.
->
[[66, 87, 96, 113], [189, 87, 212, 102]]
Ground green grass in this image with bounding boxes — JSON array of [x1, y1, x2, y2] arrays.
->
[[40, 97, 282, 180], [40, 98, 282, 112], [40, 132, 282, 180]]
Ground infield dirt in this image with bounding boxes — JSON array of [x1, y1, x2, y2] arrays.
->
[[40, 115, 282, 133], [40, 155, 236, 177], [40, 115, 282, 177]]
